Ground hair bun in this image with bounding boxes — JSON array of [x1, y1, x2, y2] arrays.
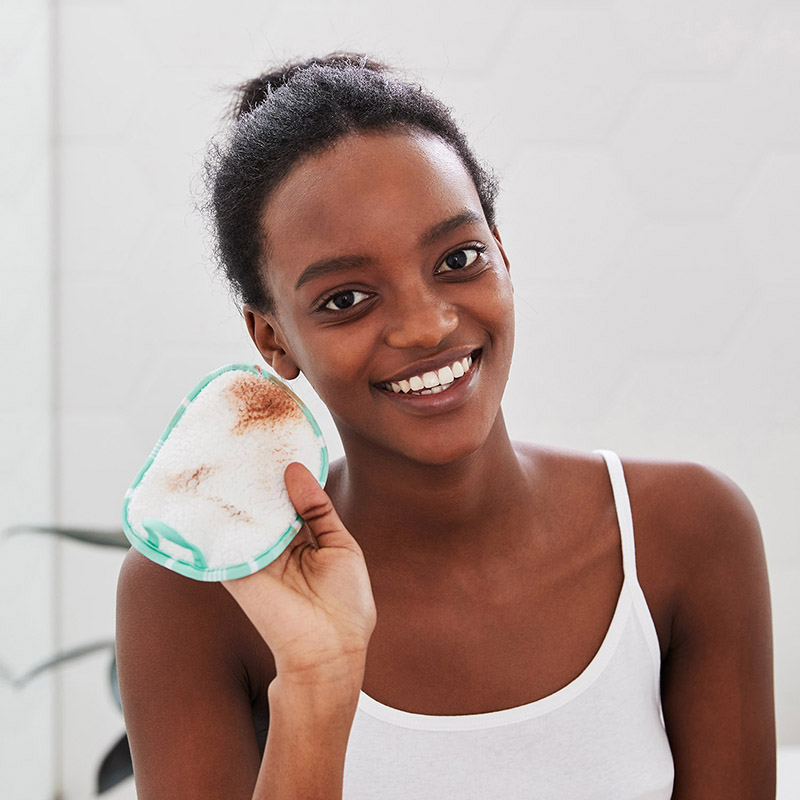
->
[[231, 52, 390, 120]]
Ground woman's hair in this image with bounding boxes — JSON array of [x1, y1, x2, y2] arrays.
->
[[204, 52, 499, 314]]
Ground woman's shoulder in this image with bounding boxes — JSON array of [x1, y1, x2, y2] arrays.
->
[[117, 548, 276, 699], [614, 454, 773, 789], [515, 442, 766, 653], [565, 445, 760, 581], [116, 553, 276, 793], [613, 451, 767, 664], [514, 440, 760, 548], [617, 451, 763, 561]]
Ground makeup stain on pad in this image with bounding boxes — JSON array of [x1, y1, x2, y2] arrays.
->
[[166, 464, 216, 493], [209, 495, 254, 524], [227, 372, 304, 435], [123, 364, 326, 577]]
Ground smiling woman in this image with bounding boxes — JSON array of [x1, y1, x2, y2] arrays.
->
[[244, 127, 514, 466], [115, 53, 775, 799]]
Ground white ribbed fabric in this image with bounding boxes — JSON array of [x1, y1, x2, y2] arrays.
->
[[342, 450, 674, 799]]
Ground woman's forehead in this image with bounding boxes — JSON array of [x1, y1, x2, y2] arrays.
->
[[261, 130, 484, 272]]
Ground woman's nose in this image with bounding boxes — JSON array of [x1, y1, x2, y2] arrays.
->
[[383, 288, 459, 350]]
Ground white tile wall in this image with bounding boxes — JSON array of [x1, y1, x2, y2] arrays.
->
[[0, 2, 55, 799], [2, 0, 798, 796]]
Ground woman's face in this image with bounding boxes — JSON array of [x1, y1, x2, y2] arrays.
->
[[247, 129, 515, 466]]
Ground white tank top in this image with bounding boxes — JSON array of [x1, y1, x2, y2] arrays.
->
[[342, 450, 675, 799]]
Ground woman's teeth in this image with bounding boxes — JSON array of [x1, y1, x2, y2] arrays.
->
[[381, 353, 475, 395]]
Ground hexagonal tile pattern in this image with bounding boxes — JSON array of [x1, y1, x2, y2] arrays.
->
[[126, 0, 298, 69], [493, 5, 642, 143], [712, 289, 799, 429], [732, 5, 800, 146], [611, 0, 768, 73], [500, 147, 637, 292], [505, 287, 632, 440], [610, 81, 764, 217], [732, 153, 800, 286], [600, 220, 759, 356]]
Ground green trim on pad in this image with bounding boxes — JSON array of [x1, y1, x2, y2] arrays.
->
[[121, 363, 329, 582]]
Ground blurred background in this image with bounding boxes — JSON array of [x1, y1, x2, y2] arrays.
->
[[1, 0, 798, 797]]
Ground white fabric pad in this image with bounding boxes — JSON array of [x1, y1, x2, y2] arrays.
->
[[126, 369, 323, 570]]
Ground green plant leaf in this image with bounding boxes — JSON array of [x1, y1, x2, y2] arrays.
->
[[97, 732, 133, 794], [109, 654, 121, 711], [5, 525, 129, 548], [9, 640, 115, 687]]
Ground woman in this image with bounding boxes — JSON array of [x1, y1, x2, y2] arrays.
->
[[116, 54, 775, 799]]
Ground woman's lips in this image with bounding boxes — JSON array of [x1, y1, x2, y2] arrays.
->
[[373, 349, 482, 413], [378, 349, 479, 394]]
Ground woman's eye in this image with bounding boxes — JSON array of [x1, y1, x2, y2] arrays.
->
[[320, 289, 370, 312], [438, 247, 481, 272]]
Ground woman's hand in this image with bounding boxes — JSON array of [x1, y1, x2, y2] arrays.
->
[[222, 462, 377, 688]]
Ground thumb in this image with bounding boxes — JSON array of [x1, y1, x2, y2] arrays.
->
[[284, 462, 357, 551]]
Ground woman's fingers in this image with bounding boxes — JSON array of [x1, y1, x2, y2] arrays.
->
[[220, 462, 376, 675], [283, 462, 356, 551]]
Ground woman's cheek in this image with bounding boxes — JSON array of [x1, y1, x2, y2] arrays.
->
[[479, 270, 515, 325], [301, 336, 369, 397]]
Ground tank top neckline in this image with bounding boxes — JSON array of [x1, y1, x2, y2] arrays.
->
[[357, 449, 639, 731]]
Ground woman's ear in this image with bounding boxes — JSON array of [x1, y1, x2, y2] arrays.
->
[[243, 304, 301, 380]]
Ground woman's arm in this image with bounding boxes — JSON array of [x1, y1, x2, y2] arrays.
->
[[657, 463, 775, 798], [117, 462, 376, 799], [117, 550, 363, 799], [116, 548, 266, 798], [258, 673, 362, 799]]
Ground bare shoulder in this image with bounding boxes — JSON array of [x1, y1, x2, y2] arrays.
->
[[514, 443, 768, 655], [514, 441, 764, 564], [619, 456, 774, 795], [116, 549, 276, 799], [619, 455, 769, 661], [619, 455, 765, 586], [117, 547, 275, 695], [117, 549, 269, 677]]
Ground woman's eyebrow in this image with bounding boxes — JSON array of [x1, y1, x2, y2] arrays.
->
[[294, 208, 483, 291], [418, 208, 483, 248], [295, 254, 372, 292]]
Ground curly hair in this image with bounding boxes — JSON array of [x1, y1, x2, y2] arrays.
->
[[204, 52, 499, 314]]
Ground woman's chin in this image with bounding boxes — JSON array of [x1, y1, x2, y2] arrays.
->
[[392, 428, 493, 467]]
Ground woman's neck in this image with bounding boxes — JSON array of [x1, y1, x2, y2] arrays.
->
[[326, 411, 535, 568]]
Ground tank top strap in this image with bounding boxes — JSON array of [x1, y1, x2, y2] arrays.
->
[[593, 449, 637, 583]]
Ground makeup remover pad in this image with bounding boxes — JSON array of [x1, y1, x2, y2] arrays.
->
[[122, 363, 328, 581]]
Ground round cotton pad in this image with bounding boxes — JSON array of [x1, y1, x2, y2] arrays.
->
[[122, 363, 328, 581]]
